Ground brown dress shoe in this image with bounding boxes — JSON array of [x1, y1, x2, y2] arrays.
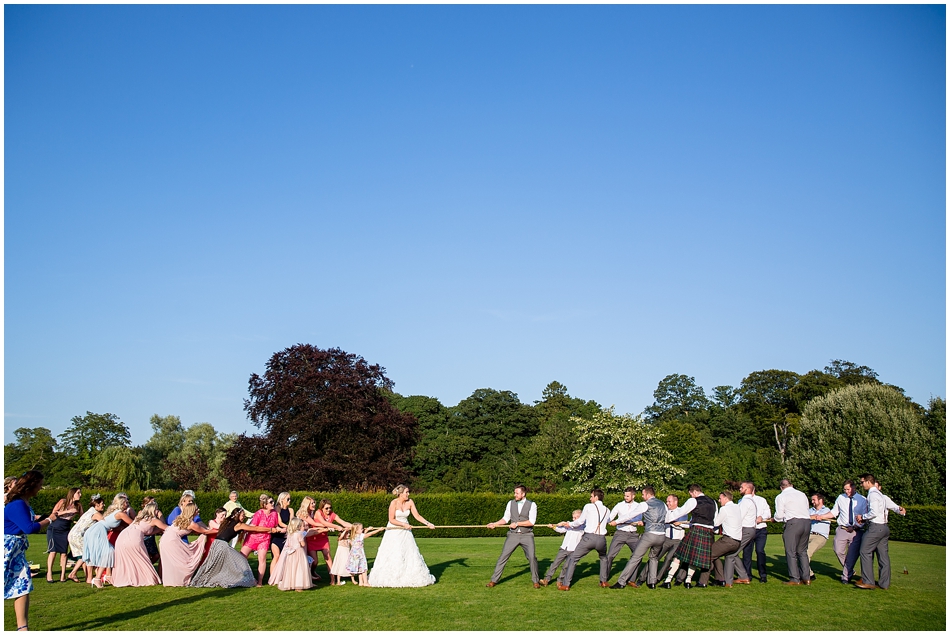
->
[[627, 581, 639, 588], [783, 581, 801, 586], [854, 581, 877, 590], [534, 583, 540, 588], [557, 583, 570, 591], [486, 581, 497, 588], [599, 582, 609, 588], [540, 579, 549, 587], [734, 579, 751, 584]]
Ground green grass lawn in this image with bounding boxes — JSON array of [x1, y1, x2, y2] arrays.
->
[[6, 535, 945, 631]]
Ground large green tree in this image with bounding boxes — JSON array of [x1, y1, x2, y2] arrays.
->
[[57, 412, 132, 485], [3, 427, 58, 476], [564, 406, 683, 492], [788, 383, 941, 504], [162, 423, 236, 491], [143, 414, 186, 489], [644, 374, 710, 423], [89, 446, 151, 491], [521, 381, 600, 492]]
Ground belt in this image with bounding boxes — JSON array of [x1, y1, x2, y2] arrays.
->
[[810, 532, 825, 537]]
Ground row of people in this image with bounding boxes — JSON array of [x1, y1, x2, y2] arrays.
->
[[486, 476, 905, 591]]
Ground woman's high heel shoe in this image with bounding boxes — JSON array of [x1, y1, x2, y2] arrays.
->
[[90, 578, 102, 589]]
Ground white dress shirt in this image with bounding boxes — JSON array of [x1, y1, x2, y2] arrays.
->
[[774, 487, 810, 522], [554, 524, 585, 551], [612, 500, 648, 531], [714, 501, 743, 541], [570, 501, 610, 535], [752, 495, 771, 529], [829, 492, 868, 529], [738, 495, 758, 528], [863, 487, 901, 525], [665, 507, 688, 540], [809, 506, 832, 538], [501, 499, 537, 525]]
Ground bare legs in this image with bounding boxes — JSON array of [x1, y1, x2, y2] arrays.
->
[[14, 594, 29, 630]]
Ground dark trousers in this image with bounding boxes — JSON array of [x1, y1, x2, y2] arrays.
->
[[559, 533, 608, 586], [742, 527, 768, 580], [783, 518, 810, 583]]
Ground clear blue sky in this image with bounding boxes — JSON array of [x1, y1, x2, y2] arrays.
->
[[5, 5, 945, 446]]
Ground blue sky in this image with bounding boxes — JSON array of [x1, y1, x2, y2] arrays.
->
[[5, 5, 945, 445]]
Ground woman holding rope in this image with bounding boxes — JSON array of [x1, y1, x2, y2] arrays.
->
[[367, 485, 436, 587]]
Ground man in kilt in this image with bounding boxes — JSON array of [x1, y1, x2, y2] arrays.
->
[[661, 484, 718, 589]]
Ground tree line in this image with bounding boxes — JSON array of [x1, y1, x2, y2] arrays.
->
[[5, 345, 944, 505]]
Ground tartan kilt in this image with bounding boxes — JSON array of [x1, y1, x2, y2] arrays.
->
[[673, 525, 714, 570]]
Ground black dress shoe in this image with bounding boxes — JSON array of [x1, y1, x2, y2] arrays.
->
[[809, 574, 816, 581], [609, 582, 625, 589], [660, 582, 671, 589], [647, 583, 656, 589], [712, 580, 725, 587], [674, 578, 683, 586], [759, 577, 767, 583], [695, 583, 707, 588], [683, 582, 692, 589]]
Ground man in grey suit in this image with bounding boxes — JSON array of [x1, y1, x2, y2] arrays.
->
[[486, 484, 540, 588]]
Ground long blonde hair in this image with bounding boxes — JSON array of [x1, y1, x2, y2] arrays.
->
[[276, 492, 291, 509], [133, 501, 160, 525], [105, 493, 129, 516], [174, 502, 198, 529], [296, 496, 315, 520]]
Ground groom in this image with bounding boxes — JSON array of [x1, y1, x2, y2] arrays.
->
[[486, 484, 540, 588]]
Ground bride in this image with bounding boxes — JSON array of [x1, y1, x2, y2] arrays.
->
[[367, 484, 436, 587]]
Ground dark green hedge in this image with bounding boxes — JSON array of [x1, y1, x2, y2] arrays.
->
[[22, 490, 944, 545]]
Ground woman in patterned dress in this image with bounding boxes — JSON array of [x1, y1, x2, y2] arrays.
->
[[5, 470, 60, 631]]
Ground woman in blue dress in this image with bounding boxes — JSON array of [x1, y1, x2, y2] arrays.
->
[[5, 470, 59, 631], [82, 493, 134, 588]]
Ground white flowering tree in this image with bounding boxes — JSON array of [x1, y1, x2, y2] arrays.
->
[[564, 406, 684, 492]]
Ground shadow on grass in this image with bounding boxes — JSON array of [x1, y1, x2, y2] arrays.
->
[[430, 557, 468, 579], [64, 587, 244, 630]]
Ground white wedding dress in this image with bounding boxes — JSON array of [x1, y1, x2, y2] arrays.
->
[[367, 508, 436, 587]]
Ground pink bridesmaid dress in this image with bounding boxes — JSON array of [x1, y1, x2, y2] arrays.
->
[[268, 530, 312, 591], [159, 525, 207, 587], [112, 522, 161, 587]]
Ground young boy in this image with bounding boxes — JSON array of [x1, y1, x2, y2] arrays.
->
[[540, 510, 584, 586]]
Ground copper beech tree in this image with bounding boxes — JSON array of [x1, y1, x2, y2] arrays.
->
[[223, 344, 419, 492]]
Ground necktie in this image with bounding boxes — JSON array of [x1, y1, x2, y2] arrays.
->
[[848, 497, 854, 526], [668, 525, 673, 539]]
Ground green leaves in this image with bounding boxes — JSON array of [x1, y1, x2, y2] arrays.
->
[[564, 406, 684, 492]]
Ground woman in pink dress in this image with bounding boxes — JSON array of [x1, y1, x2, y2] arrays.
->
[[112, 501, 167, 587], [240, 494, 281, 586], [159, 502, 214, 587], [298, 498, 349, 582]]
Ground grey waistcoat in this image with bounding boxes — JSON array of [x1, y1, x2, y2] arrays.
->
[[643, 497, 668, 534], [509, 498, 534, 533]]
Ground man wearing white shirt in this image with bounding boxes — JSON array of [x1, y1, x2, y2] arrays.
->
[[635, 495, 687, 585], [855, 474, 905, 590], [611, 486, 668, 588], [735, 482, 758, 582], [774, 479, 812, 585], [556, 488, 611, 590], [540, 509, 583, 586], [700, 491, 750, 587], [816, 479, 868, 584], [486, 484, 540, 588], [605, 487, 643, 578], [740, 482, 772, 583]]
